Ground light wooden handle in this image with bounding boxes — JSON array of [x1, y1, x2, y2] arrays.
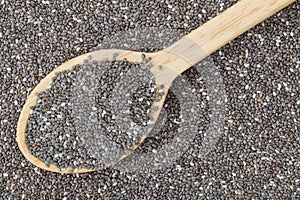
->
[[165, 0, 295, 73]]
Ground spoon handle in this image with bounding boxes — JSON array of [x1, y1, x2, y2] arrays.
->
[[165, 0, 295, 73]]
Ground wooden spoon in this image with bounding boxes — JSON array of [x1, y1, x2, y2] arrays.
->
[[17, 0, 295, 173]]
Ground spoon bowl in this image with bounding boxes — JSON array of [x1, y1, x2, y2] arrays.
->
[[17, 48, 181, 173]]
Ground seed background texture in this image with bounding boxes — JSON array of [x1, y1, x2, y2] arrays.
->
[[0, 0, 299, 199]]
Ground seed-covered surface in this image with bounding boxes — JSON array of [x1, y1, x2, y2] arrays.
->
[[1, 0, 300, 199], [26, 58, 158, 170]]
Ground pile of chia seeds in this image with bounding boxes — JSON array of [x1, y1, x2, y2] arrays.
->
[[26, 57, 158, 170], [0, 0, 299, 199]]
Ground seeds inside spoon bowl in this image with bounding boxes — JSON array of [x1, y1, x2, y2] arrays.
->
[[17, 0, 295, 173]]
